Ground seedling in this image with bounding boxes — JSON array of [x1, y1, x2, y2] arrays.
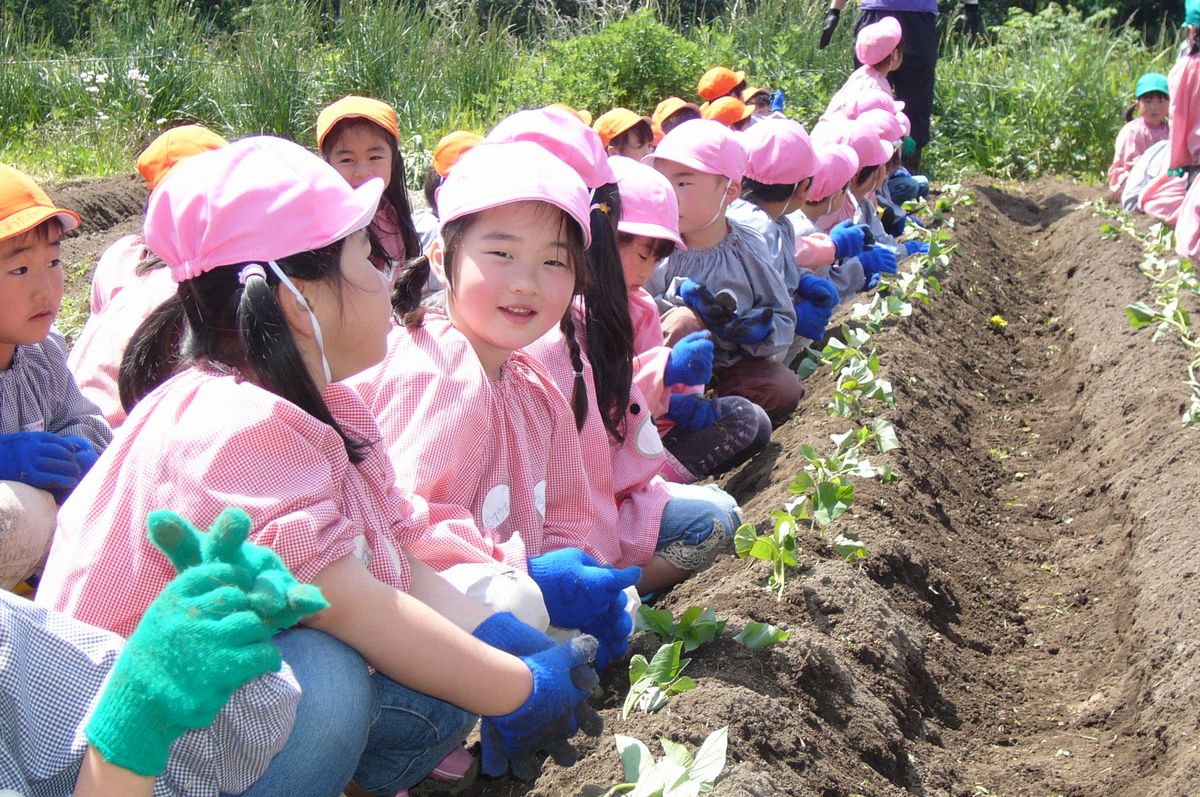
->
[[602, 726, 728, 797], [733, 621, 791, 649], [833, 533, 869, 564], [989, 314, 1008, 331], [636, 606, 727, 653], [623, 642, 698, 718], [734, 510, 799, 598]]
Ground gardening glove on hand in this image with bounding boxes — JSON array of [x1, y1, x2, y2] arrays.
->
[[796, 273, 840, 309], [473, 611, 555, 657], [714, 307, 775, 346], [904, 240, 930, 256], [962, 0, 982, 42], [818, 7, 840, 49], [48, 435, 101, 503], [829, 220, 866, 260], [664, 331, 714, 387], [793, 299, 835, 341], [528, 548, 640, 669], [0, 431, 82, 495], [902, 136, 918, 159], [859, 246, 898, 290], [881, 205, 906, 237], [677, 278, 738, 327], [770, 89, 785, 113], [665, 393, 718, 432], [147, 507, 330, 632], [479, 634, 603, 780]]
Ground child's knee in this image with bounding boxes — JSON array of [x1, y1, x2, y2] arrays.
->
[[0, 481, 57, 588]]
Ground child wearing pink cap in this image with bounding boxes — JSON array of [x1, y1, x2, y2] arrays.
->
[[525, 155, 748, 593], [643, 119, 802, 423], [1107, 74, 1170, 199], [825, 16, 903, 121], [37, 136, 600, 795], [0, 165, 111, 591], [353, 136, 641, 673]]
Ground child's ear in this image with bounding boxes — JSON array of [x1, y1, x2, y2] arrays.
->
[[723, 179, 741, 207], [606, 144, 620, 157], [429, 237, 448, 284], [276, 280, 316, 339]]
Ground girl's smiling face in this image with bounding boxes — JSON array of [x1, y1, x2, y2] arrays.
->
[[327, 123, 394, 191], [434, 201, 581, 378]]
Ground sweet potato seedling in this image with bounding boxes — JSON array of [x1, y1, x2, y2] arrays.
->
[[602, 726, 728, 797], [733, 621, 791, 649], [636, 606, 727, 653], [624, 641, 699, 718]]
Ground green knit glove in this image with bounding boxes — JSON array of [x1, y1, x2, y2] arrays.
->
[[84, 508, 329, 776]]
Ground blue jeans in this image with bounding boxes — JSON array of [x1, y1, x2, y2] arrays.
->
[[231, 628, 475, 797], [656, 483, 741, 553]]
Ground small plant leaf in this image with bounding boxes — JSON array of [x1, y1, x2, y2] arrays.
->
[[615, 734, 655, 782], [733, 523, 758, 558], [659, 737, 693, 769], [834, 532, 869, 562], [789, 470, 815, 494], [636, 606, 676, 638], [871, 418, 901, 452], [734, 621, 791, 649], [689, 726, 729, 784]]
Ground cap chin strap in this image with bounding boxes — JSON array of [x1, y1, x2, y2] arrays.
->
[[265, 260, 333, 384], [700, 177, 733, 232]]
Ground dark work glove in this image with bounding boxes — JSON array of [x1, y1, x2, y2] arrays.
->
[[818, 8, 841, 49], [881, 205, 906, 237], [677, 278, 738, 327], [714, 307, 775, 346], [962, 2, 983, 43]]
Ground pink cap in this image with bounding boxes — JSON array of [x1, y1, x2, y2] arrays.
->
[[485, 105, 615, 189], [812, 116, 893, 169], [608, 156, 685, 251], [855, 16, 902, 66], [436, 141, 592, 248], [145, 136, 383, 283], [808, 142, 859, 203], [740, 118, 815, 185], [835, 88, 905, 120], [857, 107, 903, 142], [645, 118, 747, 182]]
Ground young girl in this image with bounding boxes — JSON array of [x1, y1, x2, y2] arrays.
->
[[0, 165, 111, 590], [700, 97, 754, 131], [1107, 73, 1170, 199], [318, 95, 420, 275], [351, 137, 640, 670], [594, 108, 654, 161], [825, 16, 903, 118], [36, 137, 599, 796], [652, 97, 702, 143], [607, 155, 772, 484]]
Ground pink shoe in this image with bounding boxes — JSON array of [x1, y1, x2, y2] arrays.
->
[[429, 745, 474, 782]]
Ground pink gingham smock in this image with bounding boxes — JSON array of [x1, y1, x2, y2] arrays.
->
[[348, 316, 596, 573], [628, 288, 699, 425], [526, 305, 666, 569], [88, 234, 150, 315], [826, 67, 894, 119], [1107, 117, 1169, 196], [36, 365, 415, 637]]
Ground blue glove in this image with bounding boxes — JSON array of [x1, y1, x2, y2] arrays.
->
[[665, 393, 718, 432], [859, 246, 898, 290], [793, 298, 835, 340], [528, 548, 641, 669], [904, 241, 930, 256], [473, 611, 555, 657], [881, 205, 906, 237], [664, 331, 713, 387], [61, 435, 99, 475], [908, 216, 926, 228], [479, 634, 603, 780], [795, 273, 840, 309], [829, 220, 865, 260], [0, 431, 82, 493], [770, 89, 785, 112], [714, 306, 775, 345], [677, 278, 737, 327], [864, 271, 882, 291]]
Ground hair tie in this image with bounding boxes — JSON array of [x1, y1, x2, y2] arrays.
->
[[590, 202, 610, 215], [238, 263, 268, 285], [574, 370, 584, 377]]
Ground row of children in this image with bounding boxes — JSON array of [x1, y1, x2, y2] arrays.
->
[[0, 15, 929, 797], [1110, 2, 1200, 267]]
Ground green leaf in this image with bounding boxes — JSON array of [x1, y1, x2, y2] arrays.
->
[[788, 470, 815, 494], [834, 533, 869, 562], [734, 621, 792, 649], [637, 606, 676, 638], [659, 737, 693, 769], [1126, 301, 1158, 329], [871, 419, 901, 452], [629, 654, 649, 685], [733, 523, 758, 558], [645, 642, 683, 683], [813, 479, 854, 526], [748, 537, 777, 562], [616, 734, 655, 782], [669, 675, 698, 695], [688, 726, 729, 785]]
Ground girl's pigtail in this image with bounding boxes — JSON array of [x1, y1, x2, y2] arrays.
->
[[1124, 101, 1138, 123], [560, 312, 588, 432], [391, 254, 432, 326], [118, 290, 187, 412]]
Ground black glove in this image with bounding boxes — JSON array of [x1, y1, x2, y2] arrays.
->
[[962, 2, 982, 43], [818, 8, 841, 49]]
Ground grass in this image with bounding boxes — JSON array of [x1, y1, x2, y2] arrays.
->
[[0, 0, 1178, 186]]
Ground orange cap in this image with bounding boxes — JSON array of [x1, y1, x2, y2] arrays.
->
[[653, 97, 702, 129], [135, 125, 229, 191], [697, 67, 746, 102], [433, 130, 483, 177], [549, 103, 593, 127], [0, 164, 81, 241], [316, 95, 399, 149], [593, 108, 652, 147], [701, 96, 754, 127], [741, 86, 770, 104]]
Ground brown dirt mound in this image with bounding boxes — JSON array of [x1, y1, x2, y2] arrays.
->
[[436, 180, 1200, 797]]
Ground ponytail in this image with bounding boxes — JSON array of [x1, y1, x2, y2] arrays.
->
[[392, 254, 433, 326], [559, 311, 588, 431], [1124, 101, 1138, 123]]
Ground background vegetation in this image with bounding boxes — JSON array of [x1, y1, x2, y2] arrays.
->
[[0, 0, 1180, 185]]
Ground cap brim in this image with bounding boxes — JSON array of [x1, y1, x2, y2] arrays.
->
[[0, 206, 81, 240], [642, 151, 726, 180], [618, 220, 686, 252], [322, 176, 385, 246]]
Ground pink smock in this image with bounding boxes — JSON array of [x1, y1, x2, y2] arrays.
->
[[825, 66, 894, 120], [1107, 117, 1169, 196], [88, 234, 150, 315]]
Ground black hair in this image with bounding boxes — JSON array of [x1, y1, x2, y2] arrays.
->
[[609, 121, 653, 155], [661, 108, 702, 136], [321, 118, 420, 262], [579, 182, 634, 442], [852, 163, 882, 191], [118, 238, 372, 463], [740, 177, 798, 205], [617, 231, 676, 261], [391, 206, 590, 431], [422, 165, 442, 215]]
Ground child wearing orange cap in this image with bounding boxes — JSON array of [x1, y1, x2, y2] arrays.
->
[[652, 98, 702, 143], [317, 95, 420, 277], [696, 67, 747, 103], [700, 97, 754, 131], [68, 125, 228, 429], [415, 130, 483, 256], [594, 109, 654, 161], [0, 165, 111, 589]]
